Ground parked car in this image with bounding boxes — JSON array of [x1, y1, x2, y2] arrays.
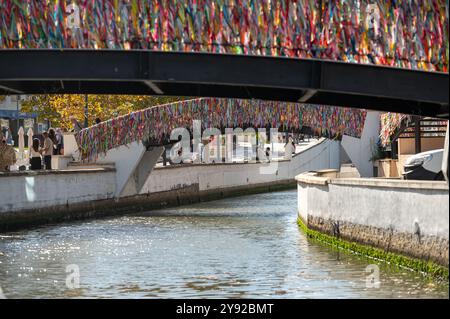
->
[[403, 149, 444, 180]]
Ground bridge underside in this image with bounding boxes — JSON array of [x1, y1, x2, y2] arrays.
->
[[0, 50, 448, 119]]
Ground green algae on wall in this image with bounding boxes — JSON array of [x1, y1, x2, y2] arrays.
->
[[297, 216, 449, 280]]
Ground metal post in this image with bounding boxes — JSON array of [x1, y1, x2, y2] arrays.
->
[[16, 95, 21, 146], [84, 94, 88, 128], [391, 139, 398, 159], [16, 95, 20, 131], [414, 116, 421, 154], [255, 131, 259, 162]]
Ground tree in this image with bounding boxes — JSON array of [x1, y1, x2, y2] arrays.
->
[[21, 95, 187, 129]]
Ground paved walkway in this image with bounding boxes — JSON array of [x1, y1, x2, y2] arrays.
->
[[155, 138, 323, 167]]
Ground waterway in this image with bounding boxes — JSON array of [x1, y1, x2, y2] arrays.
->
[[0, 190, 448, 298]]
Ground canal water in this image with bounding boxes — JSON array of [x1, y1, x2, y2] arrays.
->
[[0, 190, 448, 298]]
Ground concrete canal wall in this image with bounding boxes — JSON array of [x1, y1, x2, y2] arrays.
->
[[142, 138, 340, 194], [296, 171, 449, 276], [0, 139, 340, 230], [0, 168, 116, 230], [0, 168, 116, 213]]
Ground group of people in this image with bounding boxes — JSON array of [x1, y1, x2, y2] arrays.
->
[[29, 128, 64, 170], [0, 127, 64, 172], [27, 116, 93, 170]]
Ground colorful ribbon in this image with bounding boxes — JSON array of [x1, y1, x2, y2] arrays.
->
[[0, 1, 447, 71]]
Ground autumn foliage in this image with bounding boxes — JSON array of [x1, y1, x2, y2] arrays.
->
[[20, 95, 186, 129]]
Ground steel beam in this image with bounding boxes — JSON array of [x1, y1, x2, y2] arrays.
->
[[0, 50, 448, 118]]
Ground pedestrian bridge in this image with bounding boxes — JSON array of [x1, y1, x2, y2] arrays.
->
[[1, 1, 447, 72], [62, 97, 370, 197], [0, 1, 448, 117]]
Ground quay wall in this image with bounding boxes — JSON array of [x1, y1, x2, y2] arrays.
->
[[142, 139, 340, 194], [0, 139, 340, 230], [296, 172, 449, 273], [0, 168, 116, 214]]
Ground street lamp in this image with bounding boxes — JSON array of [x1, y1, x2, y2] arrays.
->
[[16, 95, 21, 143], [84, 94, 89, 128], [16, 95, 20, 126]]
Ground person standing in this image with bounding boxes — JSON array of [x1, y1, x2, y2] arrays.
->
[[29, 138, 42, 170], [5, 127, 13, 146], [55, 128, 64, 155], [48, 128, 58, 155], [196, 141, 204, 164], [0, 131, 16, 171], [202, 137, 214, 164], [284, 137, 295, 160], [176, 146, 184, 164], [70, 116, 83, 132], [265, 147, 271, 160], [42, 131, 53, 170], [257, 144, 269, 163]]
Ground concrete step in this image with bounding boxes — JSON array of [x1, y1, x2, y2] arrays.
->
[[68, 161, 115, 170], [339, 163, 360, 178]]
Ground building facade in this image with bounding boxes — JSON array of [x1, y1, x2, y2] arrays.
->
[[0, 95, 39, 146]]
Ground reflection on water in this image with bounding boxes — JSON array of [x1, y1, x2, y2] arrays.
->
[[0, 190, 448, 299]]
